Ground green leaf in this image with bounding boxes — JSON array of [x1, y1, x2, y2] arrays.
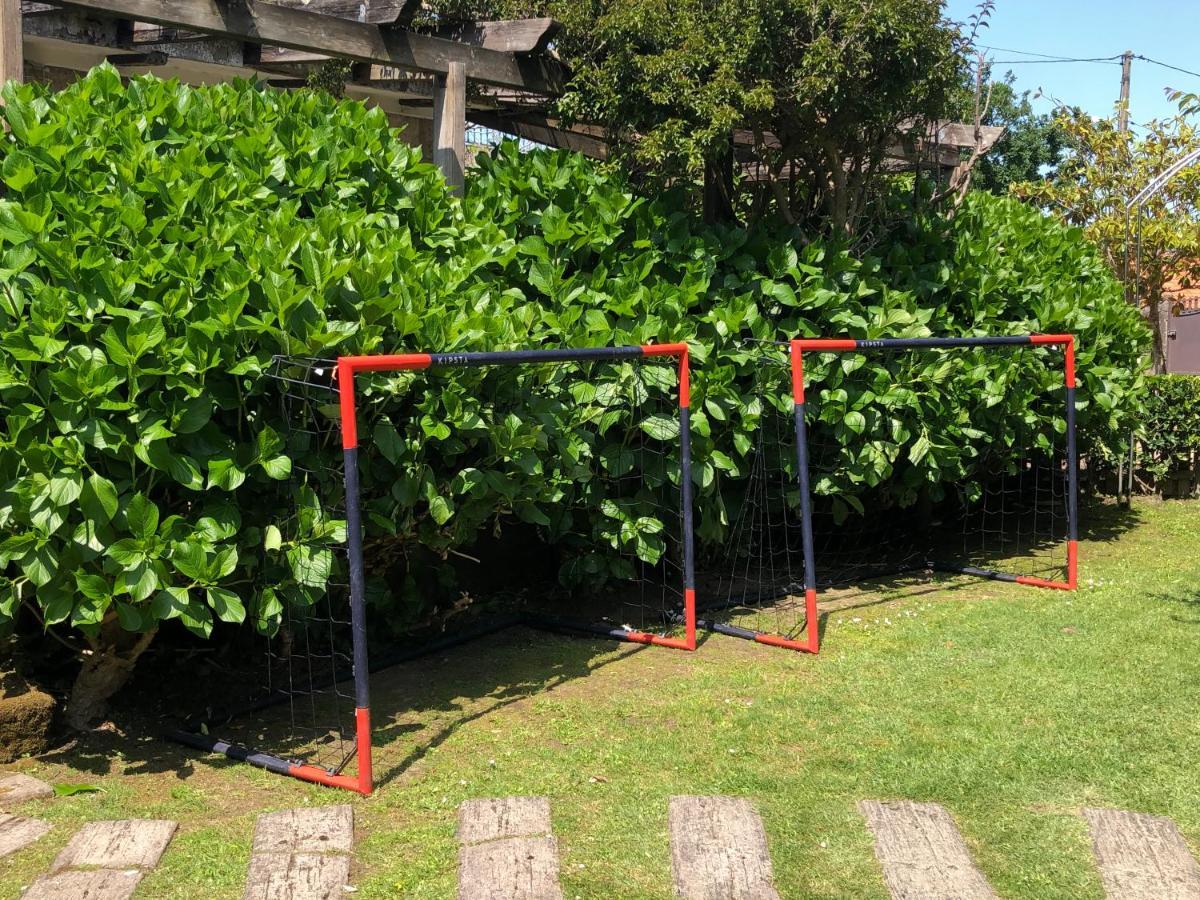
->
[[263, 525, 283, 552], [53, 783, 103, 797], [640, 414, 680, 441], [124, 493, 159, 539], [261, 455, 291, 479], [428, 495, 454, 525], [81, 474, 119, 523], [207, 457, 246, 492], [207, 587, 246, 624]]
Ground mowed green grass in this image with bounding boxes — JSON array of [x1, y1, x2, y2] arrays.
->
[[3, 498, 1199, 898]]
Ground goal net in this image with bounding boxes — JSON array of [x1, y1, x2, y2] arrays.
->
[[710, 335, 1078, 654], [171, 344, 695, 794]]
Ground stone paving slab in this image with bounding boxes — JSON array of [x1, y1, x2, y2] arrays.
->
[[859, 800, 998, 900], [21, 868, 144, 900], [244, 851, 352, 900], [0, 773, 53, 806], [458, 835, 563, 900], [251, 805, 354, 855], [0, 812, 51, 859], [668, 796, 779, 900], [245, 806, 355, 900], [1083, 807, 1200, 899], [51, 819, 178, 872], [458, 797, 553, 845]]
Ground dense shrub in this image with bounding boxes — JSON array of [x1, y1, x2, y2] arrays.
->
[[0, 69, 1149, 720], [1135, 375, 1200, 482]]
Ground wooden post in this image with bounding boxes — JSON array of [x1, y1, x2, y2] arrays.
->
[[1117, 50, 1132, 133], [432, 60, 466, 193], [0, 0, 23, 87]]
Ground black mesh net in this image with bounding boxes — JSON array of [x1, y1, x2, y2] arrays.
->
[[213, 352, 688, 782], [710, 342, 1073, 645]]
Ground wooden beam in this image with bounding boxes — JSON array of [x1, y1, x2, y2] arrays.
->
[[1, 0, 24, 83], [51, 0, 566, 93], [428, 18, 561, 54], [467, 110, 609, 160], [260, 0, 419, 26], [432, 59, 465, 192]]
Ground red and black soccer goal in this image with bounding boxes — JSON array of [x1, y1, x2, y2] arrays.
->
[[709, 334, 1079, 654], [171, 344, 695, 794]]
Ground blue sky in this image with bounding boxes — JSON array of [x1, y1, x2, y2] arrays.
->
[[943, 0, 1200, 126]]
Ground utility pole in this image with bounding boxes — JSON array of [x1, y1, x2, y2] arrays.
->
[[1118, 50, 1133, 132]]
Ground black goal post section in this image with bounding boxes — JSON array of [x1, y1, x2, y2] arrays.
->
[[709, 334, 1078, 655], [170, 344, 696, 795]]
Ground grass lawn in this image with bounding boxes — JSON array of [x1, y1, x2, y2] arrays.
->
[[2, 497, 1199, 898]]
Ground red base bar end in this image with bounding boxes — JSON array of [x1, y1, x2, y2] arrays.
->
[[753, 632, 819, 653], [287, 764, 372, 795], [752, 587, 819, 653], [1015, 575, 1074, 591], [621, 629, 696, 651]]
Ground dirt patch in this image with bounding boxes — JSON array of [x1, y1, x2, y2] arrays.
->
[[0, 671, 56, 763]]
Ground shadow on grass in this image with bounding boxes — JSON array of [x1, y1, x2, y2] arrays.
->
[[1079, 497, 1146, 543], [36, 622, 665, 792]]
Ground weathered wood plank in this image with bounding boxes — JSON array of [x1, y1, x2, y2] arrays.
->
[[244, 851, 352, 900], [860, 801, 997, 900], [0, 772, 53, 805], [260, 0, 418, 26], [668, 796, 779, 900], [0, 812, 50, 858], [1083, 807, 1200, 899], [457, 797, 552, 844], [51, 818, 178, 872], [428, 19, 561, 54], [21, 869, 143, 900], [252, 805, 354, 855], [0, 0, 22, 84], [432, 58, 466, 192], [51, 0, 566, 93], [458, 835, 563, 900]]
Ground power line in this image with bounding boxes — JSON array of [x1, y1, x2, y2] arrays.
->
[[989, 56, 1122, 66], [1135, 55, 1200, 81], [981, 44, 1095, 62]]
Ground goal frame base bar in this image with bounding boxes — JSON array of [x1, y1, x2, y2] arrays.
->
[[715, 333, 1079, 655]]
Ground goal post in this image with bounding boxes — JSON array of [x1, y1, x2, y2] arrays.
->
[[171, 343, 696, 795], [711, 334, 1078, 655]]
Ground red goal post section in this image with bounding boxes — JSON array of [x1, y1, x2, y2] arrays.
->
[[328, 343, 697, 794], [781, 334, 1079, 655]]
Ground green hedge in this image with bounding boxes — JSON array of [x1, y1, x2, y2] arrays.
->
[[1137, 375, 1200, 481], [0, 69, 1150, 655]]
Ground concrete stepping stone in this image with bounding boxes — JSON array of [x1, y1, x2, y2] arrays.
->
[[245, 853, 352, 900], [244, 805, 354, 900], [21, 868, 144, 900], [668, 796, 779, 900], [859, 800, 998, 900], [51, 818, 178, 872], [0, 812, 51, 859], [457, 797, 562, 900], [0, 773, 53, 807], [1083, 807, 1200, 899], [252, 806, 354, 855]]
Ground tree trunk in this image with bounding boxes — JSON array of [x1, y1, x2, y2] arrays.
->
[[63, 624, 157, 731], [1149, 294, 1171, 374], [703, 135, 737, 225]]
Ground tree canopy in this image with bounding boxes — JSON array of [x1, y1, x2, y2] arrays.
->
[[429, 0, 968, 233], [1013, 93, 1200, 373]]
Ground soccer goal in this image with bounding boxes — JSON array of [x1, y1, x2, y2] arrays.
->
[[710, 335, 1078, 654], [171, 344, 695, 794]]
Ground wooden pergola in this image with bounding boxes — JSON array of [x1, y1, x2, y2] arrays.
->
[[0, 0, 1003, 192]]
